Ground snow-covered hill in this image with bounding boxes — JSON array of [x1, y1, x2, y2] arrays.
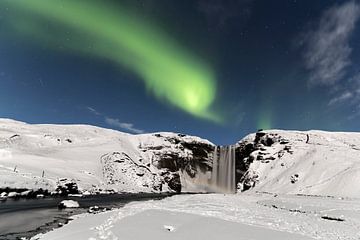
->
[[0, 118, 214, 194], [1, 118, 360, 198], [236, 130, 360, 198]]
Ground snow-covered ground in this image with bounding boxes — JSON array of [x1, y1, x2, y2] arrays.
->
[[2, 118, 360, 239], [32, 192, 360, 240]]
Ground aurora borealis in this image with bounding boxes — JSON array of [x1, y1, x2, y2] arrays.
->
[[3, 0, 219, 122], [1, 0, 360, 144]]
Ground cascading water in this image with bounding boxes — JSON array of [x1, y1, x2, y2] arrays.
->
[[179, 145, 236, 193], [211, 145, 236, 193]]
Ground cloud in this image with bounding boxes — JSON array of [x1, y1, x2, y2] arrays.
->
[[300, 1, 360, 86], [86, 106, 101, 116], [85, 106, 144, 134], [105, 117, 144, 134], [328, 91, 353, 106], [328, 73, 360, 119]]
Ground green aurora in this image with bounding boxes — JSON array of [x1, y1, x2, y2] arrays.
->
[[3, 0, 220, 122]]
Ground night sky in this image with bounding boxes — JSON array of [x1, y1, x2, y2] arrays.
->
[[1, 0, 360, 145]]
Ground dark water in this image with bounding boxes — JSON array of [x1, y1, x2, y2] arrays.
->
[[0, 193, 171, 240]]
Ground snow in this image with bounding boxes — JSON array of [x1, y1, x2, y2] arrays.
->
[[7, 192, 19, 198], [32, 193, 360, 240], [3, 119, 359, 197], [241, 130, 360, 198], [58, 200, 80, 208], [2, 119, 360, 239]]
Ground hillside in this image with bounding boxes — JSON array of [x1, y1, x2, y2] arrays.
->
[[0, 118, 214, 195], [237, 130, 360, 198], [1, 118, 360, 198]]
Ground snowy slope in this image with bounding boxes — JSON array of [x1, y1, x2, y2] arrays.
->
[[237, 130, 360, 198], [0, 118, 214, 194]]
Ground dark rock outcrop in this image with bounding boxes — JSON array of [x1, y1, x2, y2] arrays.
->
[[234, 131, 289, 192], [139, 134, 215, 192]]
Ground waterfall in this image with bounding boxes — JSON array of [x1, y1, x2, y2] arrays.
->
[[211, 145, 236, 193]]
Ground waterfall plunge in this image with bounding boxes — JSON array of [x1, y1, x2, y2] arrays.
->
[[180, 145, 236, 194], [211, 145, 236, 193]]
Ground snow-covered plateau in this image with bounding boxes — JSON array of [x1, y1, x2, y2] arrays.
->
[[1, 118, 360, 239]]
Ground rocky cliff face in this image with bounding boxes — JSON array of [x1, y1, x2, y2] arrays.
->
[[98, 133, 215, 193], [137, 133, 215, 193], [234, 131, 290, 191]]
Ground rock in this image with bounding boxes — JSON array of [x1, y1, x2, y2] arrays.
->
[[10, 134, 20, 139], [7, 192, 19, 198], [0, 192, 7, 201], [20, 190, 32, 197], [284, 146, 291, 151], [136, 169, 145, 177], [136, 133, 214, 192], [280, 139, 289, 144], [290, 174, 299, 184], [163, 225, 175, 232], [165, 172, 181, 193], [88, 205, 108, 214], [56, 180, 79, 196], [321, 215, 345, 222], [58, 200, 80, 209]]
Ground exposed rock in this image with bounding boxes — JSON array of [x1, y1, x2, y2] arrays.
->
[[290, 174, 299, 184], [138, 134, 214, 192], [234, 132, 285, 192], [321, 215, 345, 222], [88, 205, 108, 214], [55, 180, 79, 196]]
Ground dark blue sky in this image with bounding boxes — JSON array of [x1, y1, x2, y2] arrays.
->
[[1, 0, 360, 145]]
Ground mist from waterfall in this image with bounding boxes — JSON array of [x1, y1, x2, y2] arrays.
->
[[211, 145, 236, 193]]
